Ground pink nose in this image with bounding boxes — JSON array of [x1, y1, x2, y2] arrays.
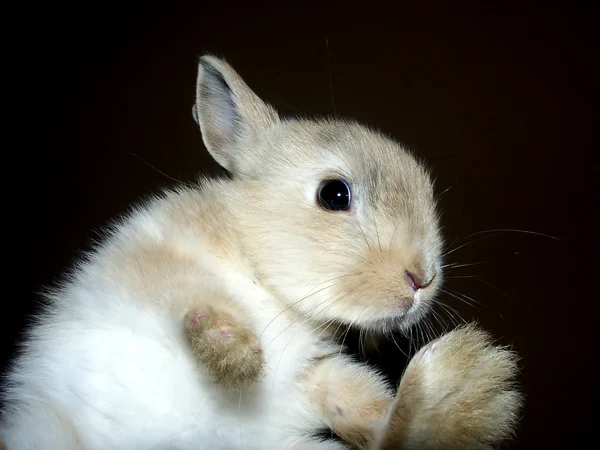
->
[[404, 270, 434, 291]]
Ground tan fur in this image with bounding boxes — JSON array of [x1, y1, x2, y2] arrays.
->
[[373, 325, 522, 449], [185, 305, 264, 388], [192, 56, 446, 336], [297, 325, 522, 450], [2, 55, 520, 448], [345, 246, 440, 313], [189, 56, 522, 447], [302, 356, 394, 449], [96, 195, 266, 388], [105, 55, 521, 447]]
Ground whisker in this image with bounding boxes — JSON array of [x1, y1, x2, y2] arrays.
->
[[259, 273, 357, 338], [326, 280, 369, 346], [437, 185, 453, 198], [266, 276, 366, 353], [325, 37, 337, 116], [429, 307, 450, 332], [278, 100, 304, 114], [442, 232, 506, 258], [329, 318, 347, 347], [388, 222, 401, 260], [263, 286, 343, 350], [269, 313, 333, 396], [474, 277, 510, 299], [344, 247, 371, 266], [443, 227, 561, 259], [354, 218, 372, 252], [359, 328, 365, 360], [314, 317, 338, 343], [338, 320, 357, 357], [369, 330, 382, 355], [159, 394, 208, 447], [124, 152, 196, 188], [441, 288, 482, 309], [441, 260, 492, 270], [405, 326, 413, 359], [268, 293, 351, 395], [408, 322, 421, 354], [423, 317, 437, 342], [274, 288, 350, 385], [441, 288, 475, 308], [417, 321, 427, 348], [373, 213, 382, 253], [389, 331, 408, 358], [430, 298, 466, 326], [455, 228, 561, 243], [446, 288, 485, 307]]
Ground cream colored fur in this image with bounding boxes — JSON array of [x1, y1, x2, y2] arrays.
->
[[0, 56, 521, 449]]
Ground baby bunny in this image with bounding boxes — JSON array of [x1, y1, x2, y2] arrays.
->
[[0, 55, 521, 449]]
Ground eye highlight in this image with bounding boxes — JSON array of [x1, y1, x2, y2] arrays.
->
[[317, 179, 352, 211]]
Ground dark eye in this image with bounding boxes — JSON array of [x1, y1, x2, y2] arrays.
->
[[317, 179, 352, 211]]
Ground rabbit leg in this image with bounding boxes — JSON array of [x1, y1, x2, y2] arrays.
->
[[372, 324, 522, 450], [184, 301, 264, 389], [101, 241, 266, 389], [301, 354, 394, 450]]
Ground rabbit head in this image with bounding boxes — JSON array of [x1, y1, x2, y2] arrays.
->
[[193, 56, 443, 333]]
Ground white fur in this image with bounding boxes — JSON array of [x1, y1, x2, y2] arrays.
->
[[2, 194, 345, 449], [1, 55, 521, 450]]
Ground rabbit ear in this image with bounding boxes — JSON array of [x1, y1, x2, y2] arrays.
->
[[193, 55, 279, 172]]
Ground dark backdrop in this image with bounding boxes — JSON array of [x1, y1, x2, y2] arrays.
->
[[10, 2, 598, 448]]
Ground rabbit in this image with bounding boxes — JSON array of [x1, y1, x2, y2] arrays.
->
[[0, 55, 522, 450]]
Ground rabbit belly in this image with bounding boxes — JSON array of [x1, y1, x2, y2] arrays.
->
[[1, 301, 329, 450]]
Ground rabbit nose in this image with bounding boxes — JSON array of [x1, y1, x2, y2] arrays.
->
[[404, 270, 435, 291]]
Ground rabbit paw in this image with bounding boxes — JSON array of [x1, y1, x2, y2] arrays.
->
[[185, 306, 264, 388], [375, 324, 522, 450]]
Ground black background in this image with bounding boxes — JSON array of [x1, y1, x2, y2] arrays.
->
[[9, 1, 598, 448]]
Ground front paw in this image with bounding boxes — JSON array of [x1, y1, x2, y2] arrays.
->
[[376, 324, 522, 450], [185, 306, 264, 388]]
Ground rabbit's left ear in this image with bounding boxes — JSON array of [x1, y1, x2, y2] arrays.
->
[[193, 55, 280, 173]]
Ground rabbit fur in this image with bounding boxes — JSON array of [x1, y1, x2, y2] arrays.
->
[[0, 56, 522, 449]]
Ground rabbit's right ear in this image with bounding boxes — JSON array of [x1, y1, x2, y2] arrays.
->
[[193, 56, 280, 173]]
